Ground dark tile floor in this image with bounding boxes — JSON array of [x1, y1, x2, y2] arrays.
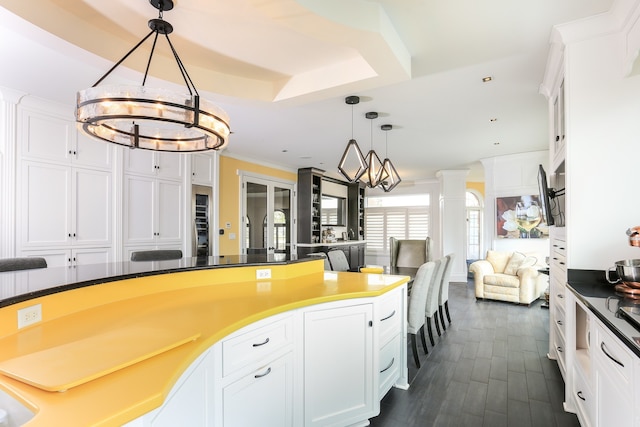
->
[[370, 280, 580, 427]]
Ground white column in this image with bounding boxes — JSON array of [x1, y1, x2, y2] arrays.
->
[[0, 86, 26, 258], [436, 169, 469, 282]]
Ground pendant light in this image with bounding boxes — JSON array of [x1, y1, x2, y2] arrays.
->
[[76, 0, 230, 152], [362, 112, 389, 188], [380, 124, 402, 192], [338, 96, 367, 182]]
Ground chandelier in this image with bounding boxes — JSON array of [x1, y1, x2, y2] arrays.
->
[[338, 96, 367, 181], [380, 124, 401, 192], [362, 112, 389, 188], [76, 0, 230, 152]]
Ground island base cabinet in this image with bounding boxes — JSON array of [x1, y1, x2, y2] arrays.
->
[[221, 352, 293, 427], [303, 302, 375, 427]]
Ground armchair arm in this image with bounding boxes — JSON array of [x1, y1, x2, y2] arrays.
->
[[517, 267, 540, 304], [470, 260, 494, 298]]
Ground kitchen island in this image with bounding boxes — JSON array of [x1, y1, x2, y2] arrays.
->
[[0, 256, 409, 426]]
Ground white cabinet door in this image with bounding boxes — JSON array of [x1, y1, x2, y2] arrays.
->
[[156, 152, 183, 180], [74, 131, 112, 170], [304, 303, 374, 427], [156, 180, 183, 243], [222, 352, 293, 427], [124, 175, 156, 245], [124, 175, 183, 245], [125, 149, 157, 176], [192, 153, 214, 185], [73, 168, 111, 246], [20, 161, 71, 248], [20, 108, 73, 163]]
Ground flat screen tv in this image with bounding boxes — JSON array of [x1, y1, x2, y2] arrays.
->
[[537, 164, 555, 226]]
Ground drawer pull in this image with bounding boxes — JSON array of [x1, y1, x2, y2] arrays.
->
[[577, 391, 585, 401], [600, 342, 624, 368], [557, 294, 564, 299], [381, 310, 396, 322], [556, 320, 563, 326], [380, 357, 395, 373], [254, 367, 272, 379], [557, 346, 563, 353], [252, 337, 270, 347]]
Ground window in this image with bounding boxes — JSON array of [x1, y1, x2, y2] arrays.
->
[[364, 195, 430, 252], [466, 191, 482, 260]]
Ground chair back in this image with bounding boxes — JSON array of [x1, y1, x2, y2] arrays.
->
[[407, 261, 436, 334], [390, 237, 432, 268], [308, 252, 331, 270], [425, 257, 445, 317], [438, 253, 455, 305], [0, 257, 47, 272], [130, 250, 183, 262], [327, 250, 350, 271]]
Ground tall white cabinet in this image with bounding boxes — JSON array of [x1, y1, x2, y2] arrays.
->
[[16, 103, 113, 267]]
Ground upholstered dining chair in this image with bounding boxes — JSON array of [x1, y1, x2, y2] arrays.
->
[[438, 253, 455, 331], [389, 237, 432, 268], [407, 261, 436, 368], [422, 257, 445, 350], [308, 252, 331, 270], [0, 257, 47, 272], [130, 249, 183, 262], [327, 250, 351, 272]]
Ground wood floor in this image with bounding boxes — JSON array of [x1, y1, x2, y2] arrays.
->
[[370, 280, 580, 427]]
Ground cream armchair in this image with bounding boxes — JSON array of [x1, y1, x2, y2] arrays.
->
[[470, 250, 547, 305]]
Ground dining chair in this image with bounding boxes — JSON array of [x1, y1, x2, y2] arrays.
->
[[327, 250, 350, 272], [407, 261, 436, 368], [422, 257, 445, 350], [438, 253, 455, 331], [307, 252, 331, 270], [389, 237, 432, 268], [130, 249, 183, 262], [0, 257, 47, 272]]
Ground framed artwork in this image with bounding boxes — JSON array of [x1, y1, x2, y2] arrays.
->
[[496, 195, 548, 238]]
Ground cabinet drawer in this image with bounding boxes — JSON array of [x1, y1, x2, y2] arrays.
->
[[595, 323, 633, 388], [378, 288, 402, 346], [379, 334, 400, 398], [553, 302, 566, 336], [572, 366, 593, 427], [553, 323, 566, 376], [222, 315, 293, 377], [551, 240, 567, 271]]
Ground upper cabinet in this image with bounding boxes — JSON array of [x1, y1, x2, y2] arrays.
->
[[191, 152, 215, 186], [124, 149, 184, 181], [20, 108, 112, 170]]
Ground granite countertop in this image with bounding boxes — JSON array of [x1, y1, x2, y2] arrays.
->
[[567, 269, 640, 358], [0, 254, 308, 308]]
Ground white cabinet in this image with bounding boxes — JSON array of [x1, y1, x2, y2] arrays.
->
[[19, 108, 112, 170], [125, 149, 184, 180], [376, 286, 405, 398], [191, 152, 215, 186], [19, 161, 112, 249], [303, 302, 375, 427], [123, 175, 183, 246], [548, 235, 567, 378], [594, 318, 637, 427]]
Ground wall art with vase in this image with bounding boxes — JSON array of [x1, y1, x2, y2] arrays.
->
[[496, 195, 548, 238]]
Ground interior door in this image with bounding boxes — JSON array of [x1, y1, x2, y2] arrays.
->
[[242, 176, 294, 256]]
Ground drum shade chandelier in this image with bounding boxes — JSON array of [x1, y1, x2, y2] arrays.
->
[[338, 96, 367, 182], [76, 0, 230, 152], [380, 124, 401, 192], [362, 111, 388, 188]]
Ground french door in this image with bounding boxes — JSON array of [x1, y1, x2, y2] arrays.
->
[[241, 174, 295, 257]]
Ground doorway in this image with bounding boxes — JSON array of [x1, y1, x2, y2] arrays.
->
[[241, 174, 295, 257]]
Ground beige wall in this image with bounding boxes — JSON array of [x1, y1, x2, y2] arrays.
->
[[218, 155, 297, 255]]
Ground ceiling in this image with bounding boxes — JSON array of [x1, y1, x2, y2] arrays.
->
[[0, 0, 613, 184]]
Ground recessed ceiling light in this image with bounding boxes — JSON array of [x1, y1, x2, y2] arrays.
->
[[282, 149, 288, 153], [494, 142, 500, 145], [482, 76, 493, 83], [490, 118, 498, 122]]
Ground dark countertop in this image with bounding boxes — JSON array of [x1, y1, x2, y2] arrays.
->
[[567, 269, 640, 358], [0, 254, 309, 308]]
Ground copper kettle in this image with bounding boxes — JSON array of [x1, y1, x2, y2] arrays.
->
[[627, 226, 640, 247]]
